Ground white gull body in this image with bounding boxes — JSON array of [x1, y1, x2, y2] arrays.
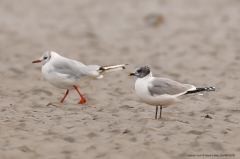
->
[[130, 66, 216, 119], [135, 72, 196, 106], [42, 52, 99, 89], [33, 51, 127, 103]]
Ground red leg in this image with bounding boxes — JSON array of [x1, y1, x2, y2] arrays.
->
[[61, 90, 69, 103], [73, 85, 86, 104]]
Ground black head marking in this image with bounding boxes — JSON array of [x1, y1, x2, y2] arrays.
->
[[134, 66, 150, 78]]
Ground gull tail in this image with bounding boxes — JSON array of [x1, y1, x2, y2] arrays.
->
[[184, 87, 217, 95], [99, 64, 128, 75]]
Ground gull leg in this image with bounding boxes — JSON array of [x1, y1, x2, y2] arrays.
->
[[73, 85, 86, 104], [60, 90, 69, 103], [155, 106, 158, 119], [159, 106, 162, 119]]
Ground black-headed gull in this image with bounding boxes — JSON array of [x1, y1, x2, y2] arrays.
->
[[32, 51, 127, 104], [128, 66, 216, 119]]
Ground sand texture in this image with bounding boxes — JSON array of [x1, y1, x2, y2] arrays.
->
[[1, 0, 240, 159]]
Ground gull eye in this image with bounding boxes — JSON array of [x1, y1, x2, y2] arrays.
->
[[137, 70, 142, 73], [44, 57, 47, 60]]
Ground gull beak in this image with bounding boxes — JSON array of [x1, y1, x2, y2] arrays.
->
[[128, 73, 135, 76], [32, 60, 42, 63]]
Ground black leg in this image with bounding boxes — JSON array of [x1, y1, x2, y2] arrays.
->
[[159, 106, 162, 119], [155, 106, 158, 119]]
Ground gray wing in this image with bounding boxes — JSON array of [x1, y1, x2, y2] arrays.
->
[[148, 78, 195, 96], [52, 56, 100, 78]]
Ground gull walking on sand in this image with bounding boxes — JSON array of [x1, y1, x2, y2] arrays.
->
[[128, 66, 216, 119], [33, 51, 127, 104]]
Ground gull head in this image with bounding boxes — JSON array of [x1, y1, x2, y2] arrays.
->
[[128, 66, 150, 78], [32, 51, 52, 65]]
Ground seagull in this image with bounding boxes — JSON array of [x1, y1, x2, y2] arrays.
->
[[128, 66, 216, 119], [32, 51, 127, 104]]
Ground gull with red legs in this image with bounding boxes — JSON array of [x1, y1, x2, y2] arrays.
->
[[33, 51, 127, 104]]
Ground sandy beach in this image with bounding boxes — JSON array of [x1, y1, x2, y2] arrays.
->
[[1, 0, 240, 158]]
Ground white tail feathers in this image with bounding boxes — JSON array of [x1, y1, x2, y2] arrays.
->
[[99, 64, 128, 75]]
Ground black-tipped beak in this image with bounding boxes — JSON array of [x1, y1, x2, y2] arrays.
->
[[128, 73, 135, 76]]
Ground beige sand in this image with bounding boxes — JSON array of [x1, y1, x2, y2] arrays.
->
[[0, 0, 240, 158]]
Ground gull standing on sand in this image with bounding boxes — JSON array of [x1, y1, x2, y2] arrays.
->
[[128, 66, 216, 119], [32, 51, 127, 104]]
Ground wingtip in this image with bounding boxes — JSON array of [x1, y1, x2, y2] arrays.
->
[[122, 64, 128, 69], [210, 87, 217, 91]]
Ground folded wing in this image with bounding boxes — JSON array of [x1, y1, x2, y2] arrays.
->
[[52, 57, 100, 78], [148, 78, 196, 96], [52, 56, 127, 79]]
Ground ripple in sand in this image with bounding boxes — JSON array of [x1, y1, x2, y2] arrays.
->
[[87, 132, 98, 138], [63, 137, 75, 143], [209, 142, 224, 151], [188, 130, 204, 135]]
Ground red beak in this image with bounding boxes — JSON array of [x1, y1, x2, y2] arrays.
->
[[32, 60, 42, 63]]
